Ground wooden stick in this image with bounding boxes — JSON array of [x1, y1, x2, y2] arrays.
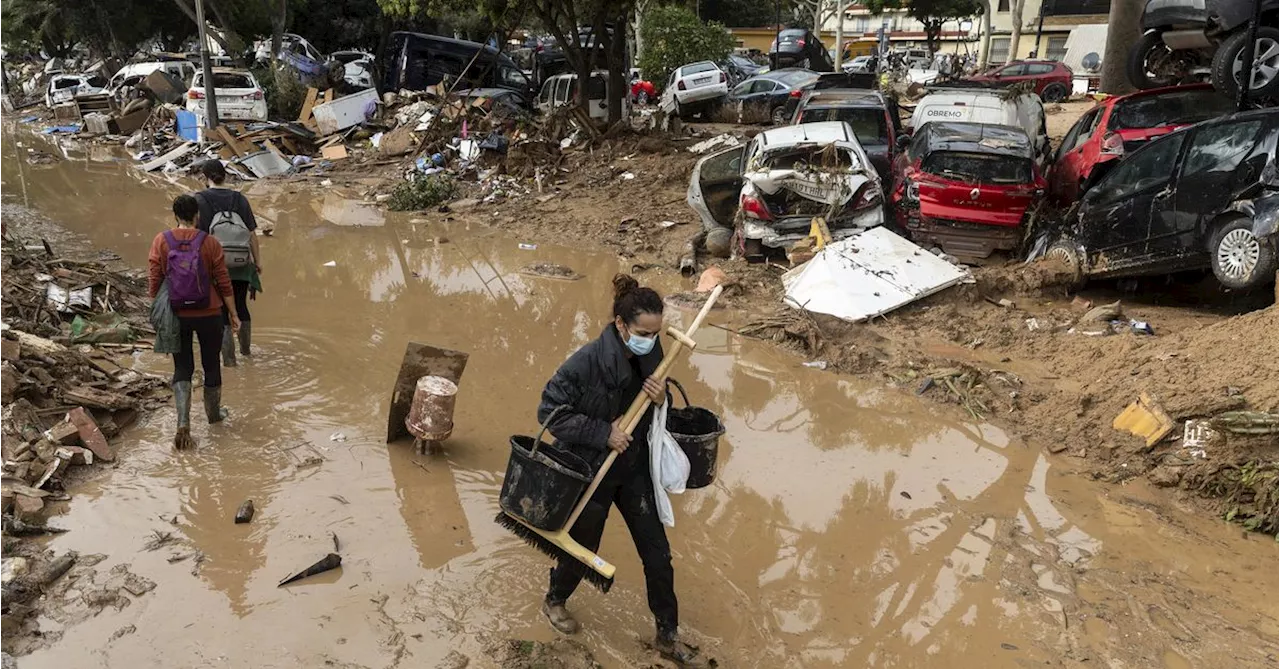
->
[[560, 285, 723, 530]]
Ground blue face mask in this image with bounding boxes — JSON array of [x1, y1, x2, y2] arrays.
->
[[625, 331, 656, 356]]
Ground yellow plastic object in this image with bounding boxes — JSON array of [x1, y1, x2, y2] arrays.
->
[[808, 217, 832, 251], [1112, 392, 1175, 447]]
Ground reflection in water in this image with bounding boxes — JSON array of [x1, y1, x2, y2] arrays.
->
[[4, 126, 1275, 669]]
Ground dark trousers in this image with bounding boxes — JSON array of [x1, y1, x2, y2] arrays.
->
[[173, 314, 223, 387], [546, 449, 678, 637], [222, 280, 251, 324]]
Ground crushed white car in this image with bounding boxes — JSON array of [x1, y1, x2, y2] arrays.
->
[[45, 73, 107, 108], [687, 120, 885, 258], [186, 68, 268, 122]]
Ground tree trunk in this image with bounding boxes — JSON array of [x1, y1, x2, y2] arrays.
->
[[633, 0, 649, 65], [834, 0, 844, 68], [1008, 0, 1024, 62], [1100, 0, 1143, 93], [813, 0, 824, 35], [979, 0, 992, 68], [171, 0, 235, 56], [269, 0, 286, 67], [607, 10, 627, 123]]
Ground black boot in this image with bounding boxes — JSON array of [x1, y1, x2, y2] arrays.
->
[[237, 321, 251, 356], [221, 325, 237, 367], [655, 631, 703, 667], [204, 385, 228, 424]]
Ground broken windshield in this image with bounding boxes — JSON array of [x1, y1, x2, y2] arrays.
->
[[759, 144, 859, 172], [922, 151, 1032, 184], [798, 108, 888, 145], [1109, 90, 1237, 130]]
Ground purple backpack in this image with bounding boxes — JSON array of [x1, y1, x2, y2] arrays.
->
[[163, 230, 211, 310]]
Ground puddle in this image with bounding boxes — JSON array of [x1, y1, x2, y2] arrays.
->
[[3, 126, 1276, 668]]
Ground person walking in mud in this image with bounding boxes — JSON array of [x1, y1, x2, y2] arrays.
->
[[148, 194, 239, 449], [535, 273, 701, 666], [193, 160, 261, 367]]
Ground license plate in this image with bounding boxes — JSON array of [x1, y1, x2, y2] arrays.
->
[[786, 181, 834, 201], [218, 96, 244, 103], [693, 77, 711, 85]]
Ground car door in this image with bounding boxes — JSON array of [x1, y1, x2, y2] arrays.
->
[[1166, 117, 1270, 257], [994, 63, 1027, 88], [743, 80, 779, 120], [1048, 107, 1101, 203], [689, 145, 749, 230], [1076, 132, 1188, 272]]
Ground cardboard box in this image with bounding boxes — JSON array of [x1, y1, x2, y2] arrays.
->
[[114, 108, 150, 135], [143, 70, 186, 105]]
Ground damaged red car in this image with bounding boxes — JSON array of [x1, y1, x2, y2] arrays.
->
[[1047, 84, 1238, 206], [892, 122, 1045, 262]]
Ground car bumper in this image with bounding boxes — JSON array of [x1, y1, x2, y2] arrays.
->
[[188, 101, 269, 122], [902, 214, 1023, 260], [676, 85, 728, 105], [743, 206, 884, 248]]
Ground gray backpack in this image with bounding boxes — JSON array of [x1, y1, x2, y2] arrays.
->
[[208, 209, 253, 269]]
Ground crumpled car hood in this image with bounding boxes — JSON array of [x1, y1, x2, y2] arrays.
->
[[743, 168, 871, 206]]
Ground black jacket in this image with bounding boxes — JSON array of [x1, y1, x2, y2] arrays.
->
[[538, 323, 662, 466]]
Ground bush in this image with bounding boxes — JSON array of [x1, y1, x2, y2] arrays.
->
[[638, 6, 736, 91], [387, 175, 457, 211], [251, 64, 307, 120]]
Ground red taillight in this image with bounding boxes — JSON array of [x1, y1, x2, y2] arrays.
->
[[188, 89, 204, 100], [678, 80, 687, 91], [797, 39, 805, 47], [1101, 132, 1124, 156], [789, 89, 803, 98], [740, 193, 772, 220], [251, 90, 264, 101], [853, 183, 882, 208]]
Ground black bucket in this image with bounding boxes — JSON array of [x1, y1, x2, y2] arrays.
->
[[498, 406, 594, 531], [666, 379, 724, 489]]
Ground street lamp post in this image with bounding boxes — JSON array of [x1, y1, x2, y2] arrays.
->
[[195, 0, 220, 130]]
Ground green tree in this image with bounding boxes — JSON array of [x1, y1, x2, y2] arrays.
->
[[864, 0, 981, 53], [638, 4, 734, 90], [701, 0, 777, 28]]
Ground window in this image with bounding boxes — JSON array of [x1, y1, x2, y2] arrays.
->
[[1056, 108, 1100, 160], [1182, 121, 1263, 176], [1025, 63, 1055, 75], [989, 38, 1010, 64], [1046, 36, 1069, 61], [701, 146, 745, 181], [1108, 89, 1238, 131], [553, 77, 572, 105], [538, 78, 555, 104], [1092, 134, 1185, 203], [999, 63, 1026, 76], [498, 65, 528, 90], [923, 152, 1033, 183], [683, 62, 719, 75], [798, 107, 889, 145]]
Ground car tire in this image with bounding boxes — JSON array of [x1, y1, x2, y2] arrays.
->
[[1040, 83, 1068, 103], [1044, 240, 1087, 290], [673, 99, 683, 119], [1211, 26, 1280, 103], [1128, 30, 1197, 89], [770, 105, 788, 125], [1209, 216, 1276, 290]]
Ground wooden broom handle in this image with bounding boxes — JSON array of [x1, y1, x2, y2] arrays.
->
[[561, 285, 723, 530]]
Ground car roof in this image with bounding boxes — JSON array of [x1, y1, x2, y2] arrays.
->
[[758, 120, 853, 146], [681, 61, 718, 69], [759, 68, 819, 84], [802, 89, 886, 107], [1105, 82, 1215, 105], [918, 122, 1033, 158]]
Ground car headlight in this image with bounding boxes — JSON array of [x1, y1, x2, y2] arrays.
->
[[905, 181, 919, 203]]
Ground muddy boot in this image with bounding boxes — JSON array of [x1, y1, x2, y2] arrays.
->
[[655, 632, 703, 667], [203, 386, 228, 424], [237, 321, 251, 356], [173, 381, 196, 450], [542, 601, 579, 635], [221, 325, 237, 367]]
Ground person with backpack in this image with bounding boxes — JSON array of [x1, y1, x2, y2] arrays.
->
[[149, 194, 239, 449], [194, 160, 260, 367]]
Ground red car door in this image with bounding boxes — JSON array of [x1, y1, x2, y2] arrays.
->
[[1048, 106, 1103, 205]]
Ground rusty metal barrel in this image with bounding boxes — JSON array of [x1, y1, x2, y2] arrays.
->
[[405, 376, 458, 442]]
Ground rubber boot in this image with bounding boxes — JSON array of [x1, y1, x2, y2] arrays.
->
[[173, 381, 196, 449], [237, 321, 251, 356], [221, 325, 237, 367], [204, 385, 228, 424], [542, 601, 579, 635], [655, 632, 703, 667]]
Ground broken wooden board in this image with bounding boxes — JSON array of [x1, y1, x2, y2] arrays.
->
[[320, 144, 348, 160], [63, 385, 136, 410], [298, 87, 319, 123], [386, 343, 468, 443], [139, 142, 197, 172], [216, 126, 254, 157]]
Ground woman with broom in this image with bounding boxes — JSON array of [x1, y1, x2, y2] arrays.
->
[[535, 273, 700, 666]]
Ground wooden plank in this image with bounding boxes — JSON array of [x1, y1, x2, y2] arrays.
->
[[263, 139, 288, 159], [298, 87, 319, 123], [386, 343, 468, 443], [215, 126, 250, 157], [321, 144, 347, 160]]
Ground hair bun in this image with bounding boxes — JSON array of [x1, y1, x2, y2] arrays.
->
[[612, 273, 640, 300]]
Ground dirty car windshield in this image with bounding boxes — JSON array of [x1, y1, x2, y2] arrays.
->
[[799, 108, 887, 145], [1109, 90, 1236, 130], [684, 62, 718, 75], [761, 144, 857, 171], [923, 151, 1032, 183], [198, 73, 254, 89]]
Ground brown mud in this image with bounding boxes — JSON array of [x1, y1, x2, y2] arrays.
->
[[1, 121, 1276, 668]]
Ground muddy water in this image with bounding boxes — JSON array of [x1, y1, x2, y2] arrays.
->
[[4, 130, 1276, 668]]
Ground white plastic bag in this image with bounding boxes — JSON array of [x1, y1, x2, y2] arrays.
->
[[648, 400, 690, 527]]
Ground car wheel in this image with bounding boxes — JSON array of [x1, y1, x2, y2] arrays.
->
[[637, 91, 648, 105], [1209, 216, 1276, 289], [770, 105, 788, 125], [1212, 26, 1280, 103], [1044, 240, 1087, 290], [1127, 30, 1201, 89], [1040, 83, 1068, 103], [673, 99, 683, 119]]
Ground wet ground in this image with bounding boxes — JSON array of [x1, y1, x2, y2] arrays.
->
[[3, 127, 1277, 668]]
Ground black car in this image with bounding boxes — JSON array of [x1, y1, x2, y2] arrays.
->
[[728, 68, 820, 125], [1129, 0, 1278, 99], [769, 28, 835, 72], [790, 88, 902, 185], [721, 54, 767, 87], [382, 32, 536, 102], [1046, 108, 1278, 290]]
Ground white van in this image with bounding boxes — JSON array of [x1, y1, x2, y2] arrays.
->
[[907, 88, 1050, 164], [537, 71, 627, 121]]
